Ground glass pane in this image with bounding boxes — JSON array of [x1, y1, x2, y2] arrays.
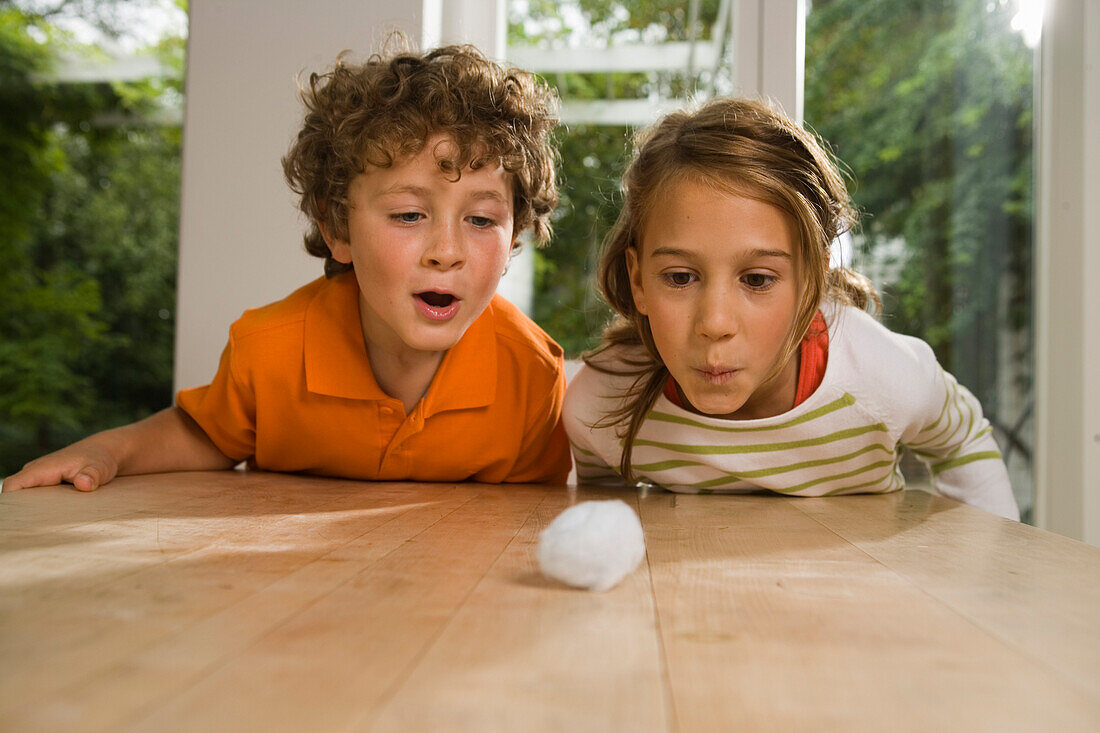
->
[[805, 0, 1038, 520], [0, 1, 186, 474], [508, 0, 738, 355]]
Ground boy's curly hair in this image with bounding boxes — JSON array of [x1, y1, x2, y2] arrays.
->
[[282, 41, 560, 277]]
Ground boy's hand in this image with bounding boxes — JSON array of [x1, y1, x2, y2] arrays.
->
[[3, 442, 120, 492], [1, 408, 236, 494]]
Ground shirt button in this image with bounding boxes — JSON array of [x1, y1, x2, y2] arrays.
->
[[381, 406, 395, 415]]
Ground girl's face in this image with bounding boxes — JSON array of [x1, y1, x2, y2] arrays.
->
[[626, 177, 802, 420]]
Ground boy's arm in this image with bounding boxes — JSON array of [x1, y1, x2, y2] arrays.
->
[[2, 407, 236, 492], [503, 368, 572, 484]]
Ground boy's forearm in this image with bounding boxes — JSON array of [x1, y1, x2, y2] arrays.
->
[[106, 407, 237, 476], [2, 406, 237, 492]]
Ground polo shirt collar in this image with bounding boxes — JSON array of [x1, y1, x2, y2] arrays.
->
[[420, 298, 497, 416], [303, 272, 497, 412], [304, 272, 385, 400]]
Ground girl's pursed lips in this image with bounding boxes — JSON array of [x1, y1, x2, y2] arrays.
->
[[694, 365, 739, 381], [693, 362, 740, 374]]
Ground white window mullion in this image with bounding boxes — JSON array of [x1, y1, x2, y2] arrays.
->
[[734, 0, 804, 123], [1036, 0, 1100, 543]]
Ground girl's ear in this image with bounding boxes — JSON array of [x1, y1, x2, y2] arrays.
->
[[317, 220, 353, 264], [625, 246, 648, 316]]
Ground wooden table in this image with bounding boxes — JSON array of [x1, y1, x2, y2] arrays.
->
[[1, 472, 1098, 732]]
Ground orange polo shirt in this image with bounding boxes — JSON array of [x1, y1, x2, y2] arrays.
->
[[177, 272, 571, 483]]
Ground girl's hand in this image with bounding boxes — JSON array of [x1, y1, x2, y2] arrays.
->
[[2, 441, 121, 492]]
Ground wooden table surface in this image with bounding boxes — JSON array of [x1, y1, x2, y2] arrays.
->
[[1, 472, 1098, 732]]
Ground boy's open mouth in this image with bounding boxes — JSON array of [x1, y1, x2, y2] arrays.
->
[[416, 291, 456, 308]]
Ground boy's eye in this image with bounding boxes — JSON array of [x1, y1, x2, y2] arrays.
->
[[662, 271, 697, 288], [468, 215, 495, 228], [393, 212, 423, 224], [743, 272, 776, 289]]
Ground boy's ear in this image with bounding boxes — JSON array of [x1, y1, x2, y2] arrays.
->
[[625, 247, 648, 316], [317, 220, 353, 264]]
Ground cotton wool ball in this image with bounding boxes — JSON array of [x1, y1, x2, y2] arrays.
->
[[537, 499, 646, 592]]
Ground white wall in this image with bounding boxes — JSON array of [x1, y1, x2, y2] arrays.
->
[[175, 0, 512, 392], [1036, 0, 1100, 543], [175, 0, 432, 391], [1084, 2, 1100, 546], [733, 0, 805, 122]]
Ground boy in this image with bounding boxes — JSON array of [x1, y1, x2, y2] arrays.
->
[[3, 43, 571, 491]]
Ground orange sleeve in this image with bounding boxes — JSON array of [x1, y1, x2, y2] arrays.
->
[[503, 363, 572, 484], [175, 334, 256, 462]]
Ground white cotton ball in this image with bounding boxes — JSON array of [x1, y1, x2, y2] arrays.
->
[[537, 499, 646, 592]]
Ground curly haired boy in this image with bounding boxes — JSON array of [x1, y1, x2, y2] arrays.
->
[[4, 42, 572, 491]]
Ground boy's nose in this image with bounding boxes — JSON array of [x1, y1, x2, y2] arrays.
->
[[422, 225, 465, 270]]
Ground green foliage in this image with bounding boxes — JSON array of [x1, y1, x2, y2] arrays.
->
[[518, 0, 1035, 473], [805, 0, 1034, 428], [535, 124, 630, 355], [515, 0, 727, 356], [0, 3, 182, 473], [513, 0, 722, 43], [0, 6, 53, 245]]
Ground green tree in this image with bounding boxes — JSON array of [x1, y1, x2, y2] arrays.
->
[[804, 0, 1034, 459], [534, 124, 629, 355], [514, 0, 726, 356], [0, 2, 184, 473], [0, 7, 103, 468]]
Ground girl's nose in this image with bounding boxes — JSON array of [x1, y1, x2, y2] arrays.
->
[[422, 224, 465, 270], [695, 288, 738, 341]]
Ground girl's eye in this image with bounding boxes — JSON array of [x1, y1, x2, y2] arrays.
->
[[743, 272, 776, 290], [662, 271, 697, 288], [393, 212, 423, 224], [468, 216, 494, 228]]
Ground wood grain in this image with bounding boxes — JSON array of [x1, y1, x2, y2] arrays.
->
[[367, 486, 670, 733], [1, 474, 1097, 732], [792, 490, 1100, 704], [639, 491, 1100, 732]]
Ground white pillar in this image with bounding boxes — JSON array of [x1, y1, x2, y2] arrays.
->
[[1035, 0, 1100, 543], [436, 0, 507, 57], [436, 0, 535, 316], [175, 0, 533, 394], [732, 0, 804, 123]]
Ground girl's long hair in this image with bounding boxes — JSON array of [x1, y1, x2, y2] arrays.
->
[[587, 96, 879, 480]]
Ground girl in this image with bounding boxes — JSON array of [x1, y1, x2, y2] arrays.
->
[[563, 97, 1019, 520]]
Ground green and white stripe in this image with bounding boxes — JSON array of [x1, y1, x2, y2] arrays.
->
[[625, 392, 901, 495], [564, 304, 1018, 520]]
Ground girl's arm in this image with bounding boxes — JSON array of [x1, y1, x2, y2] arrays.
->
[[904, 365, 1020, 520], [2, 407, 237, 492], [570, 441, 624, 484], [562, 363, 630, 485]]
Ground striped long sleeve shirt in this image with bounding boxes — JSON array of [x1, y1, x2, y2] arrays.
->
[[563, 304, 1019, 520]]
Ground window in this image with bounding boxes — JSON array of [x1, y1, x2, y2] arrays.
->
[[512, 0, 1037, 519], [510, 0, 746, 355], [0, 1, 186, 473], [805, 0, 1039, 519]]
